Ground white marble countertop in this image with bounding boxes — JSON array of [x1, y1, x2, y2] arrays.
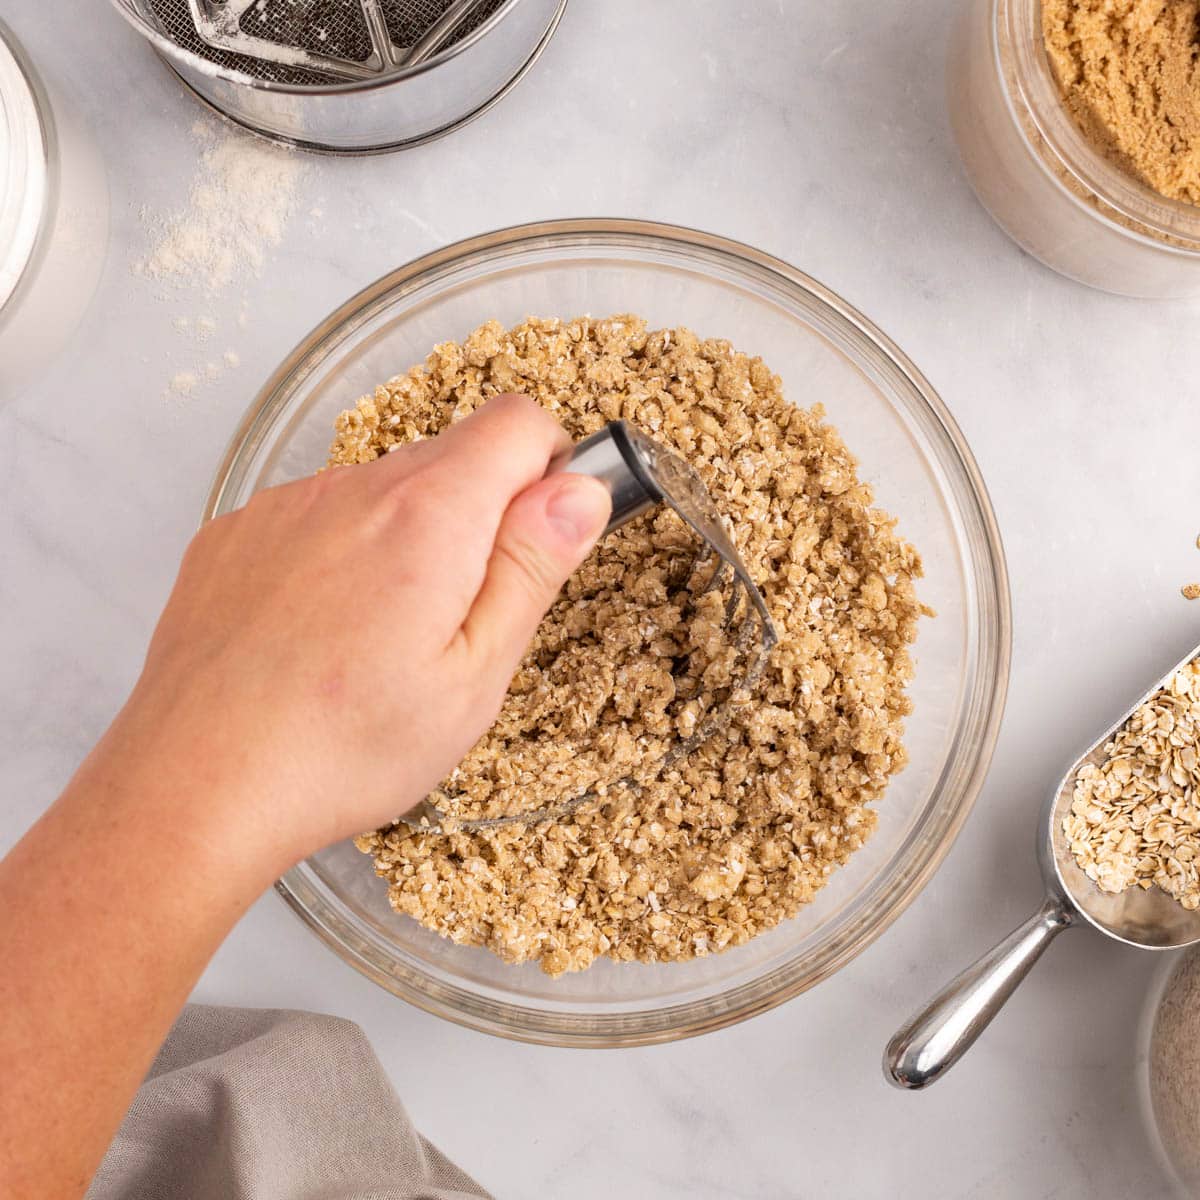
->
[[4, 1, 1200, 1196]]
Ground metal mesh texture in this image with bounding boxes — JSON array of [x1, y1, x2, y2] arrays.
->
[[240, 0, 372, 63], [142, 0, 507, 84]]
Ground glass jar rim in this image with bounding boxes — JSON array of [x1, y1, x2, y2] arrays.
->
[[997, 0, 1200, 252], [0, 21, 49, 317]]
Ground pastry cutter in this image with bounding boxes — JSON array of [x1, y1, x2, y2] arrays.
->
[[402, 419, 778, 834]]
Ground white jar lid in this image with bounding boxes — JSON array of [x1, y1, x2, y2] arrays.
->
[[0, 23, 48, 316]]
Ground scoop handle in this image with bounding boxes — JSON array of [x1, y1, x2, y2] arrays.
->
[[884, 896, 1075, 1090]]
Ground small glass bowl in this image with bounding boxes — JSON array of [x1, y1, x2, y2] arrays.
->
[[1139, 950, 1200, 1196], [947, 0, 1200, 298], [204, 220, 1011, 1046], [0, 18, 107, 402]]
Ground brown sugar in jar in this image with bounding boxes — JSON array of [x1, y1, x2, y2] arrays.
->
[[947, 0, 1200, 296], [1042, 0, 1200, 206]]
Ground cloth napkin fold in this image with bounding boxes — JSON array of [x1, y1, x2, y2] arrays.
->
[[86, 1004, 491, 1200]]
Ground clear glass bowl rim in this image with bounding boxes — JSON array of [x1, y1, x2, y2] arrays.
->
[[203, 218, 1013, 1046]]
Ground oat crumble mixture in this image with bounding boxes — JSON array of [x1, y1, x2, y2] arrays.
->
[[1064, 658, 1200, 909], [330, 315, 927, 976]]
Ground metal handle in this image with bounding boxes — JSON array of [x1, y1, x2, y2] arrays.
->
[[547, 422, 662, 538], [884, 896, 1075, 1090]]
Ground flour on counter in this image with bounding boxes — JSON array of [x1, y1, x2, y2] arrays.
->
[[139, 118, 305, 398], [172, 314, 217, 341], [164, 349, 243, 402], [138, 119, 304, 293], [169, 371, 198, 396], [163, 308, 245, 399]]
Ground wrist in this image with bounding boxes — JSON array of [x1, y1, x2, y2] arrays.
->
[[78, 690, 304, 894]]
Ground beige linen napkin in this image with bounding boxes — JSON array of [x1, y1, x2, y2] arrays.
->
[[86, 1004, 491, 1200]]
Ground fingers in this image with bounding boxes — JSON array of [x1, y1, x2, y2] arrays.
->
[[460, 472, 611, 676], [373, 393, 570, 514]]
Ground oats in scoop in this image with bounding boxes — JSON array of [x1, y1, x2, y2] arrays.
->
[[1063, 659, 1200, 910]]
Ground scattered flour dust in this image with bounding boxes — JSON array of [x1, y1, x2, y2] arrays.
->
[[169, 371, 198, 397], [139, 119, 304, 292], [138, 118, 305, 399]]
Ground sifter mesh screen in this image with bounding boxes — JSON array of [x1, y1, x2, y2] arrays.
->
[[141, 0, 506, 84], [239, 0, 372, 63]]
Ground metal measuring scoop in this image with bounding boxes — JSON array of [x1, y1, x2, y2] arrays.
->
[[886, 640, 1200, 1090], [401, 419, 778, 834]]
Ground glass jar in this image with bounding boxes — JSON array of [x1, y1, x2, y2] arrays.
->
[[947, 0, 1200, 298], [0, 19, 107, 403], [1140, 950, 1200, 1196]]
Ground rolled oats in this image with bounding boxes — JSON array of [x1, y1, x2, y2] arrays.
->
[[331, 315, 928, 975], [1063, 659, 1200, 910]]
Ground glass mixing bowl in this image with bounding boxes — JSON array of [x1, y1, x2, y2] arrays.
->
[[204, 219, 1011, 1046]]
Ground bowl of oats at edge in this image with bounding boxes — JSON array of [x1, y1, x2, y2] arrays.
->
[[204, 219, 1011, 1046]]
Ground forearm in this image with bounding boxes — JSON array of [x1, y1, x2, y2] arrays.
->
[[0, 396, 608, 1198], [0, 701, 288, 1200]]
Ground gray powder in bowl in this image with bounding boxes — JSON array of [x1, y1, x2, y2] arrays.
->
[[1150, 951, 1200, 1189]]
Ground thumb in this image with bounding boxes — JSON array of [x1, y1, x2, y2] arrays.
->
[[461, 473, 612, 674]]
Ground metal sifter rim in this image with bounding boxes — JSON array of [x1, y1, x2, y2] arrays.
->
[[108, 0, 532, 95]]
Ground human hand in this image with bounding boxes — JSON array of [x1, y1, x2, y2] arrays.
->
[[109, 394, 612, 874], [2, 394, 613, 1196]]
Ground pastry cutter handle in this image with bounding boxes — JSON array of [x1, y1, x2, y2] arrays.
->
[[547, 421, 663, 538]]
